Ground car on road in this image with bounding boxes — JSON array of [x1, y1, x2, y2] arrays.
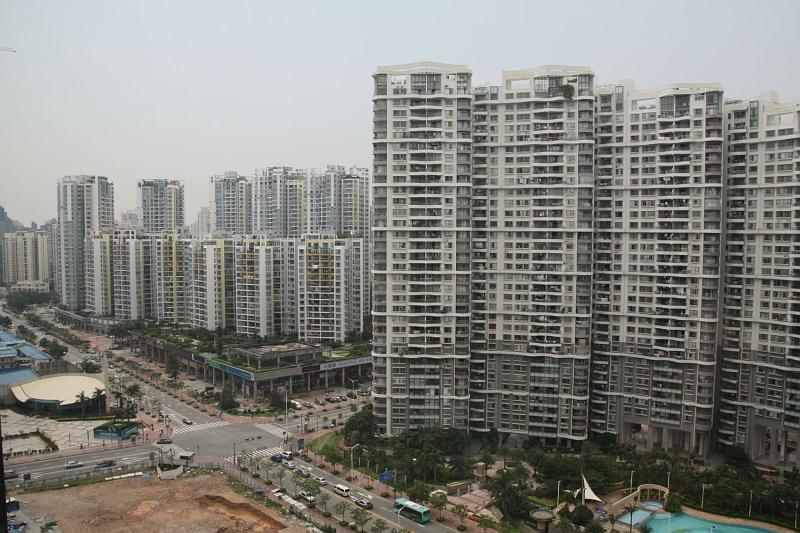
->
[[280, 450, 293, 460], [64, 460, 83, 469], [283, 461, 295, 470], [95, 460, 116, 468], [353, 498, 373, 509], [314, 399, 325, 406], [270, 454, 283, 463], [182, 418, 193, 425], [302, 401, 313, 408], [312, 475, 327, 485], [298, 491, 316, 504], [4, 470, 18, 479], [157, 437, 173, 444]]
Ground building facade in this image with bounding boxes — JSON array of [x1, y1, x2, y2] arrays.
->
[[718, 93, 800, 467], [469, 67, 595, 444], [1, 230, 50, 284], [210, 172, 252, 235], [372, 62, 473, 435], [137, 179, 185, 232], [56, 175, 114, 310]]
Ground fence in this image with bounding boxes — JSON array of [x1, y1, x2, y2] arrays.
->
[[6, 459, 157, 493]]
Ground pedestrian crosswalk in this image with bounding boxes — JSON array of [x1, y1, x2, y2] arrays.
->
[[226, 446, 284, 463], [171, 420, 229, 435]]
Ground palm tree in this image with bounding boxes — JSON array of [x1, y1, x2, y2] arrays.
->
[[75, 391, 87, 421], [92, 387, 104, 415], [624, 504, 637, 533]]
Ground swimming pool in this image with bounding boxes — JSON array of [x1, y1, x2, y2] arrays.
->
[[646, 512, 776, 533], [617, 509, 653, 526], [642, 500, 665, 511]]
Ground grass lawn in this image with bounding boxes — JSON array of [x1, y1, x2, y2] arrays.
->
[[308, 431, 343, 464]]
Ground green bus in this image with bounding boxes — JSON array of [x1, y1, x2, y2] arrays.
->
[[394, 498, 432, 524]]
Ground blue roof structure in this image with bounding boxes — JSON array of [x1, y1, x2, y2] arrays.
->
[[17, 344, 49, 361], [0, 367, 38, 386], [0, 330, 23, 344]]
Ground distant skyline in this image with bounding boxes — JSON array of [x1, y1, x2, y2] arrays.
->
[[2, 0, 799, 223]]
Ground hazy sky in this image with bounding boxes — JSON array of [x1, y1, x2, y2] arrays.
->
[[2, 0, 799, 224]]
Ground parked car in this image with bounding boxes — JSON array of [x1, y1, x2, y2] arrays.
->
[[270, 455, 283, 463], [314, 399, 325, 406], [4, 470, 17, 479], [346, 391, 357, 399], [157, 437, 172, 444], [95, 460, 116, 469], [302, 401, 313, 408], [64, 460, 83, 470]]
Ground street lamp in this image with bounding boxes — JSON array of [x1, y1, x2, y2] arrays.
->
[[350, 443, 361, 477], [396, 502, 410, 528]]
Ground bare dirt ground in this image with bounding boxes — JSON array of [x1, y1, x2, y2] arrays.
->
[[16, 471, 287, 533]]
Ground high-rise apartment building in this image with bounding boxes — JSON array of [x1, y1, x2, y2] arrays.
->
[[253, 167, 304, 237], [85, 231, 114, 316], [469, 67, 595, 443], [112, 229, 153, 320], [56, 175, 114, 310], [590, 81, 725, 456], [210, 172, 252, 235], [718, 94, 800, 467], [2, 230, 50, 284], [297, 234, 366, 344], [137, 179, 185, 232], [372, 62, 473, 434], [234, 237, 276, 338], [150, 232, 189, 324]]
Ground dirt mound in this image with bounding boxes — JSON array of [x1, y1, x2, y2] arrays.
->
[[199, 494, 285, 532]]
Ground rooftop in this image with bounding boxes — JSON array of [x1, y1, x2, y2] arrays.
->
[[11, 374, 105, 405], [0, 367, 38, 386]]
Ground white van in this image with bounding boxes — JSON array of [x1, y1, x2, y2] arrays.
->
[[333, 484, 350, 497]]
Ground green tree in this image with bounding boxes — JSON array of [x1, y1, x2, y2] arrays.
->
[[269, 388, 285, 411], [370, 518, 388, 533], [166, 352, 180, 383], [570, 505, 593, 527], [407, 480, 432, 504], [0, 315, 11, 328], [334, 500, 350, 522], [491, 467, 530, 518], [79, 359, 102, 373], [276, 467, 286, 489], [429, 491, 448, 520], [586, 520, 604, 533], [477, 514, 497, 533], [218, 381, 239, 411], [318, 492, 331, 512], [453, 504, 468, 527], [556, 517, 573, 533], [344, 403, 377, 445], [351, 507, 371, 533]]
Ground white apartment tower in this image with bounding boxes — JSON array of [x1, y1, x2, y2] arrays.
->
[[112, 229, 153, 320], [470, 67, 595, 443], [590, 81, 725, 456], [253, 167, 306, 237], [372, 62, 473, 434], [56, 175, 114, 310], [137, 179, 185, 232], [2, 230, 49, 284], [234, 237, 275, 338], [85, 231, 114, 316], [297, 234, 366, 344], [719, 94, 800, 467], [210, 172, 252, 235]]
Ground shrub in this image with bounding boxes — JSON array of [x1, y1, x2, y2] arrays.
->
[[339, 521, 349, 527], [380, 492, 390, 498], [323, 511, 332, 518], [457, 526, 468, 532]]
